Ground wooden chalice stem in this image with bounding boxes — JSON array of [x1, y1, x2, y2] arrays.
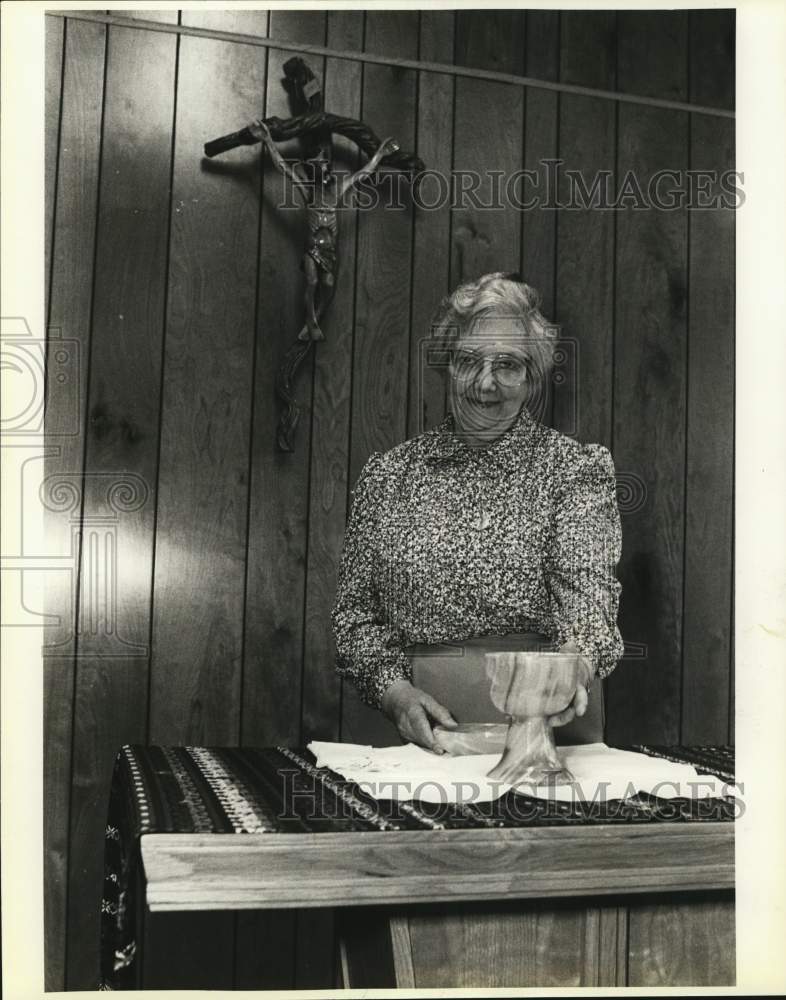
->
[[486, 716, 573, 784], [485, 651, 580, 786]]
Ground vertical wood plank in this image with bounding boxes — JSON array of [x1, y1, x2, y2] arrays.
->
[[521, 11, 559, 316], [453, 10, 525, 74], [149, 7, 267, 743], [408, 11, 454, 439], [142, 911, 236, 990], [389, 915, 417, 987], [606, 13, 689, 745], [627, 895, 735, 986], [242, 9, 325, 753], [596, 906, 628, 985], [407, 900, 600, 987], [292, 35, 350, 999], [521, 11, 559, 429], [560, 10, 618, 91], [63, 12, 178, 989], [349, 11, 419, 479], [337, 907, 400, 987], [616, 11, 689, 102], [451, 13, 524, 285], [45, 14, 64, 323], [238, 14, 330, 990], [43, 17, 106, 991], [233, 906, 295, 990], [148, 11, 268, 987], [690, 10, 736, 743], [555, 12, 617, 447], [340, 9, 419, 750], [681, 14, 735, 743], [291, 19, 365, 974], [690, 10, 735, 111], [301, 10, 363, 748]]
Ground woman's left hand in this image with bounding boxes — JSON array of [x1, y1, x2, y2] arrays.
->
[[548, 640, 594, 728]]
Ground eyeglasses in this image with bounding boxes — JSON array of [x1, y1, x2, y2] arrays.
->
[[450, 350, 528, 387]]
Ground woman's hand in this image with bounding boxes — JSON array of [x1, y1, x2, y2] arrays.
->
[[548, 641, 595, 729], [380, 679, 457, 752]]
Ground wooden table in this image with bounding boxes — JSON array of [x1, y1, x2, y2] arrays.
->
[[141, 821, 734, 987], [101, 744, 735, 989]]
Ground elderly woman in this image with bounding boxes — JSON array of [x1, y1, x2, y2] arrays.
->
[[332, 272, 624, 751]]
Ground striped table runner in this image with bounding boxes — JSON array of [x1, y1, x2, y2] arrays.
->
[[99, 743, 735, 989]]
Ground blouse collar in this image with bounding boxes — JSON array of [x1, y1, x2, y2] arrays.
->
[[420, 404, 541, 471]]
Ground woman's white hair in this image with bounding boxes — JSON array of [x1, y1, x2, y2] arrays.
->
[[430, 272, 558, 384]]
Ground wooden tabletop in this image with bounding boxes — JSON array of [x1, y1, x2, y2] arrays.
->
[[141, 821, 733, 911]]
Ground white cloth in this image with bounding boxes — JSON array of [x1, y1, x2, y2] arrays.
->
[[308, 740, 738, 805]]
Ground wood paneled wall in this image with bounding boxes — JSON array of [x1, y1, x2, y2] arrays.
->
[[44, 9, 735, 990]]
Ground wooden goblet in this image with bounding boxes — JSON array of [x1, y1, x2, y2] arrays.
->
[[484, 652, 581, 786]]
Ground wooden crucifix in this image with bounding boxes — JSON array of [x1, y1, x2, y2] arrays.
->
[[205, 57, 425, 451]]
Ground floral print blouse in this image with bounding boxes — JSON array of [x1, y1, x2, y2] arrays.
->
[[331, 405, 624, 709]]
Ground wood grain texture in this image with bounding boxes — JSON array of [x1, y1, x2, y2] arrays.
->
[[627, 894, 735, 986], [301, 11, 363, 748], [337, 906, 400, 987], [45, 15, 65, 323], [63, 13, 178, 989], [409, 900, 599, 987], [554, 13, 616, 447], [519, 11, 559, 430], [389, 914, 417, 986], [142, 911, 235, 989], [237, 14, 328, 990], [408, 10, 454, 439], [690, 11, 736, 742], [94, 16, 235, 996], [339, 895, 727, 988], [451, 61, 524, 282], [141, 823, 734, 910], [242, 10, 324, 750], [595, 905, 628, 985], [606, 15, 690, 745], [681, 19, 735, 744], [148, 9, 267, 745], [43, 18, 106, 991], [341, 12, 418, 744], [349, 11, 418, 479], [234, 903, 296, 989], [44, 11, 737, 989], [689, 10, 734, 110], [617, 11, 689, 102], [560, 11, 617, 91], [454, 10, 525, 75], [521, 11, 559, 318]]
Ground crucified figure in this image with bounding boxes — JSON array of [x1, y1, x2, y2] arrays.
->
[[249, 119, 400, 342], [205, 56, 424, 450]]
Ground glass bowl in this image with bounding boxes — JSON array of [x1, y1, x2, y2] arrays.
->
[[432, 722, 508, 756]]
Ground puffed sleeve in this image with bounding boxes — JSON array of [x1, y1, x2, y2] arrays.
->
[[331, 453, 413, 709], [545, 442, 624, 681]]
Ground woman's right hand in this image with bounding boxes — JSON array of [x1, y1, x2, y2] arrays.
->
[[380, 679, 457, 752]]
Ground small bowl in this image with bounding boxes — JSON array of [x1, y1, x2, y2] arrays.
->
[[433, 722, 508, 756]]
